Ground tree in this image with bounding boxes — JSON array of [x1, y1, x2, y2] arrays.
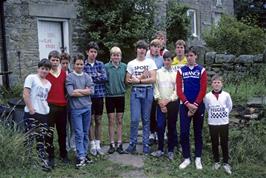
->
[[79, 0, 155, 62], [234, 0, 266, 28], [166, 1, 190, 50]]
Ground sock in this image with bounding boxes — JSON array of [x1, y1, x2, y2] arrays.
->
[[90, 140, 96, 149], [117, 141, 122, 146], [110, 141, 115, 147], [95, 140, 101, 149]]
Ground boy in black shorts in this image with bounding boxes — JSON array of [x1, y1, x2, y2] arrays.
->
[[84, 42, 107, 156], [105, 47, 127, 154]]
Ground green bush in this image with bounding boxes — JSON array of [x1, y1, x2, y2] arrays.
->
[[203, 15, 266, 56]]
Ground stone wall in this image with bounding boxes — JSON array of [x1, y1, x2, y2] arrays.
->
[[179, 0, 234, 46], [2, 0, 84, 86], [0, 11, 2, 72], [204, 51, 266, 82]]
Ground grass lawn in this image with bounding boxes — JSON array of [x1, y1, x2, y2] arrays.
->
[[1, 75, 266, 177]]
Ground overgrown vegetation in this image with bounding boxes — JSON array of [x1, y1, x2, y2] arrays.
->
[[79, 0, 189, 61], [79, 0, 155, 61], [0, 84, 23, 104], [166, 1, 189, 50], [203, 15, 266, 56], [223, 65, 266, 104], [0, 121, 37, 173]]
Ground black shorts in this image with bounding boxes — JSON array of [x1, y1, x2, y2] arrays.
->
[[91, 97, 104, 115], [105, 96, 125, 114]]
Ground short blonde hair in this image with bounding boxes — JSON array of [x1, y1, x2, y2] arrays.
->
[[150, 39, 162, 48], [211, 74, 223, 82], [110, 46, 122, 55]]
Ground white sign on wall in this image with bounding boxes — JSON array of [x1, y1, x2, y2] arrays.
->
[[37, 19, 69, 60]]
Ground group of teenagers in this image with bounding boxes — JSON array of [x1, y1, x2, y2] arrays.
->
[[23, 31, 233, 174]]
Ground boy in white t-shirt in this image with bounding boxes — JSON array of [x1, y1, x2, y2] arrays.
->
[[23, 58, 52, 171], [204, 75, 233, 175], [125, 40, 157, 154]]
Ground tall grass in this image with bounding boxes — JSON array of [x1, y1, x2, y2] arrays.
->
[[0, 120, 38, 172], [230, 120, 266, 164]]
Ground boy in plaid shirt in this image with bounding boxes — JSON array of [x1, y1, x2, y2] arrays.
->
[[83, 41, 107, 156]]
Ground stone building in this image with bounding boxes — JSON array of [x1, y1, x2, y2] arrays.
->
[[0, 0, 234, 86], [0, 0, 83, 86], [154, 0, 234, 46]]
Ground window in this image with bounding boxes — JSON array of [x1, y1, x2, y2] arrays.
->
[[37, 19, 69, 60], [187, 9, 197, 37]]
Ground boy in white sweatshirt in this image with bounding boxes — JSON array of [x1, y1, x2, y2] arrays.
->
[[204, 75, 233, 175]]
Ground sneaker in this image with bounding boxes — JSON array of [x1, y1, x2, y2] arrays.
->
[[60, 156, 70, 164], [168, 152, 174, 161], [179, 158, 191, 169], [108, 144, 116, 154], [143, 145, 150, 155], [96, 148, 105, 155], [116, 144, 125, 154], [85, 155, 93, 164], [212, 162, 221, 170], [41, 159, 52, 172], [195, 157, 203, 170], [151, 150, 164, 157], [75, 158, 86, 168], [90, 148, 97, 156], [125, 143, 136, 154], [48, 158, 55, 169], [149, 134, 155, 146], [223, 163, 232, 175]]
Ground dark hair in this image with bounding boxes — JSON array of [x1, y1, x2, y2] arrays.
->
[[187, 46, 197, 56], [163, 51, 173, 59], [135, 40, 148, 50], [86, 41, 99, 51], [38, 58, 52, 69], [73, 53, 84, 64], [48, 50, 60, 60], [60, 52, 71, 62]]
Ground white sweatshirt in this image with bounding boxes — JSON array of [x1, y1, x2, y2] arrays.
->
[[204, 90, 233, 125]]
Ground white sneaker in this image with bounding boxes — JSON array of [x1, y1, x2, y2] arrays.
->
[[90, 140, 97, 156], [223, 164, 232, 175], [212, 162, 221, 170], [149, 133, 154, 139], [179, 158, 191, 169], [96, 147, 104, 155], [195, 157, 203, 170]]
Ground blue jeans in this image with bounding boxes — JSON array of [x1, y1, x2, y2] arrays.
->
[[129, 86, 153, 146], [71, 107, 91, 159]]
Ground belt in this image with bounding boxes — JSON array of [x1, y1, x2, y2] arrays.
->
[[132, 86, 153, 88]]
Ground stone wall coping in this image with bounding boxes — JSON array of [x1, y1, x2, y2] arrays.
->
[[29, 2, 77, 19]]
